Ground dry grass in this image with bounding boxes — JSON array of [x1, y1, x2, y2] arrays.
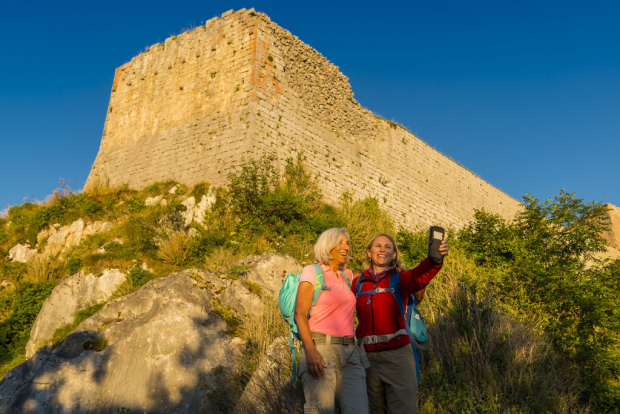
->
[[418, 248, 588, 413], [203, 299, 304, 413], [24, 257, 64, 283], [205, 246, 248, 272], [245, 300, 290, 353], [156, 230, 191, 266]]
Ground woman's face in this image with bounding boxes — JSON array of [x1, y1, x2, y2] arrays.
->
[[367, 235, 396, 268], [329, 234, 350, 266]]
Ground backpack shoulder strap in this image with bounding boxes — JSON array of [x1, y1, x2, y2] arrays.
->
[[355, 272, 365, 298], [389, 272, 406, 316], [311, 264, 330, 308], [339, 269, 352, 289]]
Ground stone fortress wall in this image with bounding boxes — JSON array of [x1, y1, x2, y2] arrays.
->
[[86, 8, 522, 230]]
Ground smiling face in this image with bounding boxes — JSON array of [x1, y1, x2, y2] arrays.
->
[[328, 234, 351, 268], [367, 235, 397, 269]]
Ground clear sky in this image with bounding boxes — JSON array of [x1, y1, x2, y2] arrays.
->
[[1, 0, 619, 211]]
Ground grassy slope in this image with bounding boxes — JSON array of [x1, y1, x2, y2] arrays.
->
[[1, 156, 615, 412]]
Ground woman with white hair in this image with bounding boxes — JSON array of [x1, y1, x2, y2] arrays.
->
[[295, 227, 369, 414]]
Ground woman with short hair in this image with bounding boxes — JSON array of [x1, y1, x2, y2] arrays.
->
[[295, 227, 369, 414], [352, 233, 448, 414]]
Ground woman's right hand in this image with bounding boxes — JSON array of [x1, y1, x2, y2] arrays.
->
[[305, 346, 327, 379], [295, 279, 328, 380]]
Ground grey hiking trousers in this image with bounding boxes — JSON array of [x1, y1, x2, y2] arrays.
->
[[299, 340, 370, 414], [366, 345, 418, 414]]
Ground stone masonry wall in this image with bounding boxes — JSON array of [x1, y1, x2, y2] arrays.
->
[[244, 13, 520, 229], [85, 8, 521, 230], [602, 204, 620, 249], [86, 9, 262, 190]]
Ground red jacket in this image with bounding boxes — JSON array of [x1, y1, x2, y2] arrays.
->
[[352, 258, 442, 352]]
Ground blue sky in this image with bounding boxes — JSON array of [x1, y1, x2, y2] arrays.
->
[[1, 0, 619, 211]]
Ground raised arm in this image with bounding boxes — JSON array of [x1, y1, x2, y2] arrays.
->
[[401, 240, 449, 295]]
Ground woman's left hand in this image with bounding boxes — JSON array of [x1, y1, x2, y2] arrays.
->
[[439, 240, 449, 257]]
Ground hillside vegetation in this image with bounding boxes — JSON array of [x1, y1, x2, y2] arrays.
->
[[0, 155, 618, 413]]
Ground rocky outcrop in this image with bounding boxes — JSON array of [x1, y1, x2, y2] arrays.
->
[[37, 219, 112, 257], [8, 219, 112, 264], [8, 243, 36, 263], [216, 253, 303, 321], [25, 269, 127, 358], [0, 273, 242, 414], [228, 253, 304, 298], [180, 193, 216, 226], [219, 279, 266, 322]]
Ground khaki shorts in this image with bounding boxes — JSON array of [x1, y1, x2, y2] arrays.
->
[[366, 345, 418, 414], [299, 342, 369, 414]]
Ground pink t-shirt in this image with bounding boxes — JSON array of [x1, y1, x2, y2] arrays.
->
[[299, 264, 356, 337]]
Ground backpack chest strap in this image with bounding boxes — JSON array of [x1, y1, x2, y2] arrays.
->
[[356, 287, 395, 305], [358, 329, 409, 345]]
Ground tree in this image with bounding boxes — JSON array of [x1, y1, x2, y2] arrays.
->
[[458, 190, 620, 411]]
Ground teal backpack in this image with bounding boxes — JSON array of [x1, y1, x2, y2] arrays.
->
[[278, 264, 351, 381]]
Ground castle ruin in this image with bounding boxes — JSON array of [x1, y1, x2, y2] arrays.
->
[[85, 8, 521, 230]]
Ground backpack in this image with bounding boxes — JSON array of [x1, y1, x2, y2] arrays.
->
[[278, 264, 351, 382], [355, 272, 429, 384]]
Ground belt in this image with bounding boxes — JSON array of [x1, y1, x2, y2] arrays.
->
[[358, 329, 409, 345], [311, 332, 356, 346]]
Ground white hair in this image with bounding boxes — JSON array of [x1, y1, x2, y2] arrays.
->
[[313, 227, 351, 268]]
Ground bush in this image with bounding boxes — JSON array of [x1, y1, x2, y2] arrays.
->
[[339, 196, 395, 267], [126, 267, 153, 290], [0, 262, 28, 283], [125, 197, 145, 213], [228, 155, 278, 215], [67, 257, 83, 274], [457, 191, 620, 411], [260, 190, 306, 224], [80, 200, 103, 216], [190, 182, 210, 200], [0, 281, 54, 377], [417, 249, 586, 413], [25, 257, 64, 283]]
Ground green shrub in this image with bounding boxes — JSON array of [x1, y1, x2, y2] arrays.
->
[[67, 257, 83, 274], [188, 228, 227, 265], [190, 182, 210, 200], [80, 200, 103, 216], [260, 190, 306, 224], [396, 229, 429, 267], [228, 155, 278, 215], [457, 191, 620, 411], [145, 181, 176, 196], [125, 197, 145, 213], [127, 267, 153, 290], [123, 215, 158, 256], [0, 262, 28, 283], [0, 281, 54, 375]]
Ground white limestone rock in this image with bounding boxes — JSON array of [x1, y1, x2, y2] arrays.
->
[[8, 243, 36, 263], [180, 192, 216, 226], [145, 195, 163, 206], [230, 253, 303, 298], [25, 269, 127, 358], [0, 273, 241, 414]]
